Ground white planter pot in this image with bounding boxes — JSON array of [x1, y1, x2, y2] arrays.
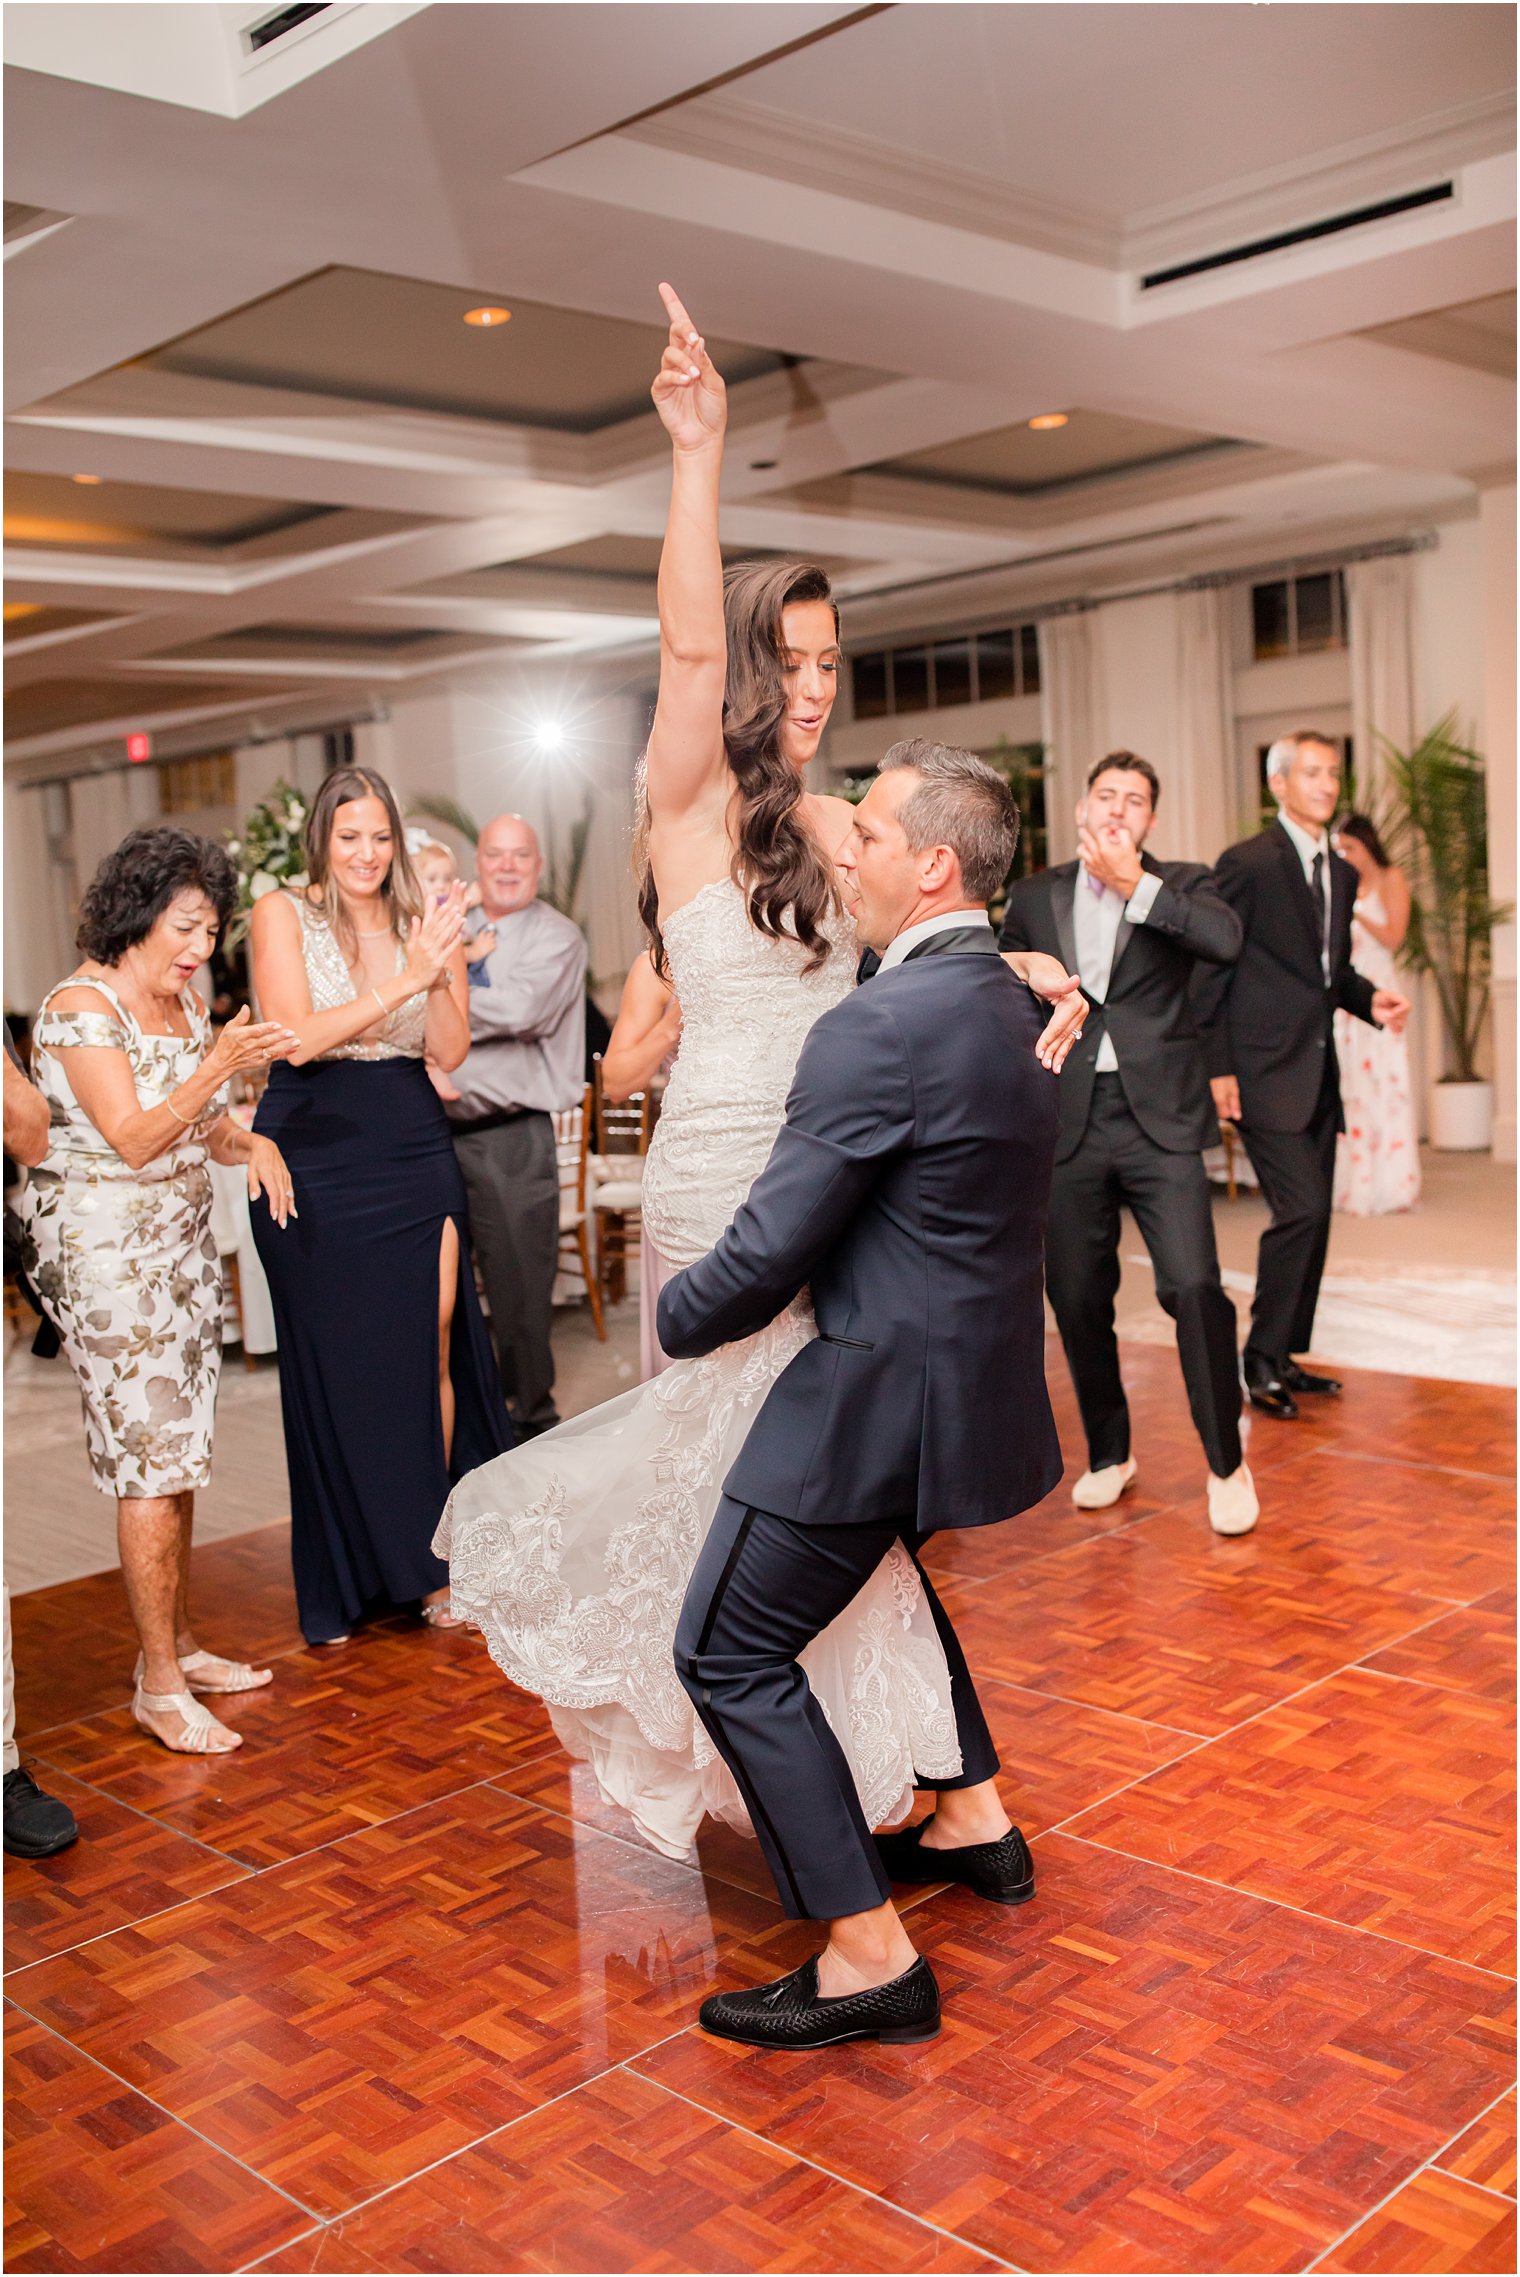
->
[[1430, 1081, 1493, 1152]]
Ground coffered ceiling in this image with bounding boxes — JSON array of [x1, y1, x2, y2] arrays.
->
[[3, 1, 1514, 771]]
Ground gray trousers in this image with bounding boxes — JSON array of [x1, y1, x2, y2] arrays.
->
[[453, 1113, 560, 1432]]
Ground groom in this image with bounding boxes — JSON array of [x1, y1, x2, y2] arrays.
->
[[659, 737, 1062, 2049]]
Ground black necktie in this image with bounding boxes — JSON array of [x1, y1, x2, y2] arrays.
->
[[1311, 850, 1329, 972], [856, 946, 881, 983]]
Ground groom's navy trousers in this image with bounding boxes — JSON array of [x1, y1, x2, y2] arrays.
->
[[659, 930, 1063, 1923], [676, 1497, 999, 1919]]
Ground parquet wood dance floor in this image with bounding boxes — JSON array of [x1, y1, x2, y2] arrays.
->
[[5, 1346, 1515, 2274]]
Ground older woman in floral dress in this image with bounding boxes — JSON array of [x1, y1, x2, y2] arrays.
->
[[20, 826, 298, 1755]]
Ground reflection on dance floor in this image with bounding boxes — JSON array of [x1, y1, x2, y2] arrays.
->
[[5, 1342, 1515, 2275]]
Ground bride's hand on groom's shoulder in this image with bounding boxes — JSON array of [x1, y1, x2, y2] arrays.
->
[[652, 283, 727, 450], [1003, 951, 1086, 1072]]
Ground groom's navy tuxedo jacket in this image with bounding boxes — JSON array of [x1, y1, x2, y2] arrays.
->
[[657, 928, 1062, 1535]]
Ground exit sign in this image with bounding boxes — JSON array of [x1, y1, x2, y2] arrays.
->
[[125, 732, 152, 764]]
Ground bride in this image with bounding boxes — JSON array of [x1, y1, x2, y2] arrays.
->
[[438, 285, 1082, 1861]]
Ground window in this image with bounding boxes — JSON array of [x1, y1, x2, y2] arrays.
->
[[1251, 570, 1346, 660], [892, 645, 930, 713], [851, 650, 890, 719], [849, 619, 1041, 720], [931, 637, 972, 707], [981, 741, 1048, 892], [159, 753, 236, 815], [975, 629, 1016, 702]]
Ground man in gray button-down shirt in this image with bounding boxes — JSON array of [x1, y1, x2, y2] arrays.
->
[[446, 814, 586, 1436]]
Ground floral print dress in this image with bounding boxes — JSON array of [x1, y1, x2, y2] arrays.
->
[[19, 978, 226, 1497], [1333, 888, 1420, 1217]]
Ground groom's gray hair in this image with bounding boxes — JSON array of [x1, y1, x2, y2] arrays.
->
[[878, 738, 1019, 902]]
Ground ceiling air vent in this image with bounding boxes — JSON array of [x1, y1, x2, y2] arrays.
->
[[1141, 183, 1454, 290], [243, 4, 332, 55]]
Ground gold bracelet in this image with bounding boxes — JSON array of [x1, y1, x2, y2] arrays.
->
[[371, 987, 388, 1019], [165, 1094, 197, 1127]]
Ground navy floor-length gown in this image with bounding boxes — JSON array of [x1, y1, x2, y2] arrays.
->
[[251, 898, 512, 1642]]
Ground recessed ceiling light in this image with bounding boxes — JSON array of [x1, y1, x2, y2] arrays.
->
[[463, 306, 511, 328], [1027, 413, 1069, 431], [71, 472, 104, 484]]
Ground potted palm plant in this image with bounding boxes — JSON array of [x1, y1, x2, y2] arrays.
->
[[1375, 712, 1512, 1150]]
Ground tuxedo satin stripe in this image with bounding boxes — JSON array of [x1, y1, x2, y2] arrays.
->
[[857, 925, 1001, 984]]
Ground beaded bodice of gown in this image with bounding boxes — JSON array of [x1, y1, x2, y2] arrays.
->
[[641, 877, 856, 1269], [286, 892, 426, 1061]]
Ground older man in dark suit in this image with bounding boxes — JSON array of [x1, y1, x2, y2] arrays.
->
[[1195, 731, 1408, 1419], [1002, 750, 1254, 1535], [660, 739, 1062, 2052]]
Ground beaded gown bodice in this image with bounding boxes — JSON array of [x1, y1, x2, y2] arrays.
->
[[288, 893, 426, 1061], [641, 877, 855, 1268]]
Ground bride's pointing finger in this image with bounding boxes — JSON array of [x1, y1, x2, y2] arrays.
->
[[658, 281, 699, 342]]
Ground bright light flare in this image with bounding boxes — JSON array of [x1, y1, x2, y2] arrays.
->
[[532, 721, 566, 754]]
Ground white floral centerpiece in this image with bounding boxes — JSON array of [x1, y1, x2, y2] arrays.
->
[[226, 780, 309, 946]]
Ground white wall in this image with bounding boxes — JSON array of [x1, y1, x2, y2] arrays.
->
[[1479, 487, 1515, 1162]]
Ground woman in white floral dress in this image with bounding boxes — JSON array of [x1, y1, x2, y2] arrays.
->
[[21, 827, 298, 1754], [1332, 813, 1420, 1216]]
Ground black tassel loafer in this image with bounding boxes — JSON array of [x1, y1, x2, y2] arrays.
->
[[874, 1819, 1035, 1905], [698, 1955, 940, 2048]]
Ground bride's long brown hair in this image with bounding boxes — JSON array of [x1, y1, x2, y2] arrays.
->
[[638, 559, 840, 977]]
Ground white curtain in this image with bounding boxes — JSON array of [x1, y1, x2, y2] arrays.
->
[[3, 783, 77, 1014], [1172, 583, 1236, 865], [1348, 554, 1416, 818], [69, 764, 161, 903], [1038, 610, 1099, 864]]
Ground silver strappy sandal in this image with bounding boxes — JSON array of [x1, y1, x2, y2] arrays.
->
[[132, 1684, 243, 1754], [132, 1650, 273, 1694]]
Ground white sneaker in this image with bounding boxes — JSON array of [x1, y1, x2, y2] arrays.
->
[[1072, 1458, 1138, 1511], [1207, 1463, 1259, 1536]]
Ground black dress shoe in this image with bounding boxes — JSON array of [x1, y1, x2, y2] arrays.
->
[[699, 1955, 940, 2049], [3, 1767, 79, 1859], [1243, 1364, 1299, 1420], [1283, 1362, 1342, 1397], [874, 1818, 1035, 1904]]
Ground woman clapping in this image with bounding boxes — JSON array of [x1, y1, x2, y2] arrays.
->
[[249, 766, 511, 1647], [21, 827, 297, 1755]]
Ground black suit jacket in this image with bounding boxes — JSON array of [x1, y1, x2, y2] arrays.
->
[[657, 930, 1062, 1534], [1193, 821, 1378, 1134], [1000, 855, 1241, 1160]]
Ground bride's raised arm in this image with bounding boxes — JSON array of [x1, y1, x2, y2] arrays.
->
[[646, 284, 730, 830]]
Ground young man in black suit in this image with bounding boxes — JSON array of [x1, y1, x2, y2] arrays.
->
[[1002, 751, 1257, 1536], [659, 741, 1064, 2050], [1195, 732, 1409, 1419]]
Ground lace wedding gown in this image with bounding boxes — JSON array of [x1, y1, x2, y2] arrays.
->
[[437, 877, 961, 1860]]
